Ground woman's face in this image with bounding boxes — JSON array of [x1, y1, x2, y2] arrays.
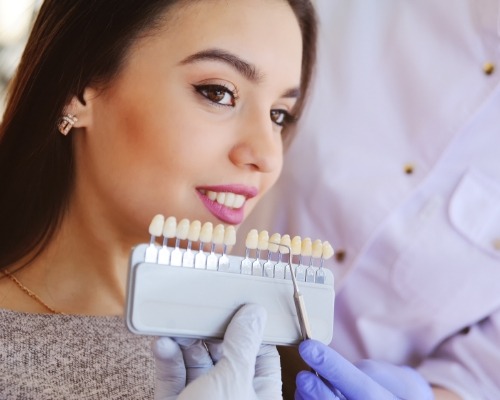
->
[[73, 0, 303, 241]]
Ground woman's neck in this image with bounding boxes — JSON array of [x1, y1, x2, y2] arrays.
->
[[0, 209, 135, 316]]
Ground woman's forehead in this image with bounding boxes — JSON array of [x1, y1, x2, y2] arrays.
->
[[126, 0, 303, 81]]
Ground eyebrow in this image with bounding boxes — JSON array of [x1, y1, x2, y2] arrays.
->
[[179, 48, 300, 98], [180, 48, 263, 82]]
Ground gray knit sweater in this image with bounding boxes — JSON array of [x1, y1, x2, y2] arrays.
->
[[0, 308, 155, 399]]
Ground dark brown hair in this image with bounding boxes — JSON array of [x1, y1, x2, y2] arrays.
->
[[0, 0, 317, 268]]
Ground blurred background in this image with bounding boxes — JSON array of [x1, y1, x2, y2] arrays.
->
[[0, 0, 40, 116]]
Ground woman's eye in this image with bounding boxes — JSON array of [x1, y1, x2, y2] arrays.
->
[[194, 84, 236, 106], [270, 109, 293, 127]]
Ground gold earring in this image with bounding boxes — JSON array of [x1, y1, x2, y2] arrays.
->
[[57, 114, 78, 136]]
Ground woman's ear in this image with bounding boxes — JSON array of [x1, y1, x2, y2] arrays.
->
[[63, 87, 98, 130]]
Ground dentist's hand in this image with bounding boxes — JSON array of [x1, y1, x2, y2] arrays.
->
[[295, 339, 433, 400], [152, 303, 282, 400]]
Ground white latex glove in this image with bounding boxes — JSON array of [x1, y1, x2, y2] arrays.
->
[[152, 303, 282, 400]]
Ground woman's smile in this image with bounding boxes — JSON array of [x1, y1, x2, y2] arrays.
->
[[196, 184, 258, 224]]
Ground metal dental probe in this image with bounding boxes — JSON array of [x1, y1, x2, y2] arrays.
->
[[270, 240, 330, 388], [271, 242, 312, 340]]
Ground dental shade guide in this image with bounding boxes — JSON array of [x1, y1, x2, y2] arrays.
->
[[318, 241, 334, 284], [274, 234, 290, 279], [264, 233, 281, 278], [252, 230, 269, 276], [297, 237, 312, 282], [170, 218, 189, 266], [218, 226, 236, 272], [195, 222, 212, 268], [126, 215, 336, 345], [207, 224, 224, 270], [158, 216, 176, 265], [182, 220, 200, 267], [145, 214, 164, 262], [305, 238, 317, 283], [288, 236, 301, 280], [241, 229, 258, 275]]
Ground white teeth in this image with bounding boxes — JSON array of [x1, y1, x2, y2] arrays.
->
[[216, 192, 225, 204], [225, 192, 235, 206], [233, 195, 245, 208], [207, 191, 217, 201], [205, 190, 246, 209]]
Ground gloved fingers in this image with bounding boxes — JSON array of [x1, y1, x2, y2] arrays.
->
[[253, 344, 282, 399], [356, 360, 433, 400], [174, 337, 214, 383], [213, 304, 281, 399], [174, 305, 267, 400], [295, 371, 343, 400], [294, 387, 307, 400], [221, 303, 267, 371], [294, 390, 305, 400], [151, 337, 186, 397], [171, 305, 278, 400], [299, 340, 396, 400], [204, 339, 223, 363]]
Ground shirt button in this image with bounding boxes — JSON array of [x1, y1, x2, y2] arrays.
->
[[404, 163, 414, 175], [492, 238, 500, 251], [335, 249, 346, 263], [483, 62, 495, 75]]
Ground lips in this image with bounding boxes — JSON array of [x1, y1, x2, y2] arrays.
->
[[197, 185, 258, 225]]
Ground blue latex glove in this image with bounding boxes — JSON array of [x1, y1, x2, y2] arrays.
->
[[152, 303, 282, 400], [295, 339, 434, 400]]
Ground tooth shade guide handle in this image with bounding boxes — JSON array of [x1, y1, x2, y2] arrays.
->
[[300, 237, 313, 265], [217, 225, 236, 272], [240, 229, 257, 275], [157, 216, 177, 264], [286, 236, 301, 281], [241, 229, 258, 267], [245, 229, 259, 255], [207, 224, 224, 271], [182, 221, 200, 268], [187, 220, 202, 244], [145, 214, 164, 262], [263, 233, 278, 278], [194, 222, 213, 268], [266, 237, 285, 279], [169, 218, 189, 266]]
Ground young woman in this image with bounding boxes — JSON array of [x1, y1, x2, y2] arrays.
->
[[0, 0, 317, 398]]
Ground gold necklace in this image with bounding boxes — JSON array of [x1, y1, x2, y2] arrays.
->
[[1, 269, 65, 315]]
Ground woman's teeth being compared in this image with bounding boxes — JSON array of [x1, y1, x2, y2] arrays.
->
[[206, 190, 246, 209]]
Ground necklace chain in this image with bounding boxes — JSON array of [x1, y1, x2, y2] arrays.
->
[[1, 269, 64, 315]]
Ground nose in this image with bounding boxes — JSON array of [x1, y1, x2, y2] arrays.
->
[[228, 106, 283, 173]]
